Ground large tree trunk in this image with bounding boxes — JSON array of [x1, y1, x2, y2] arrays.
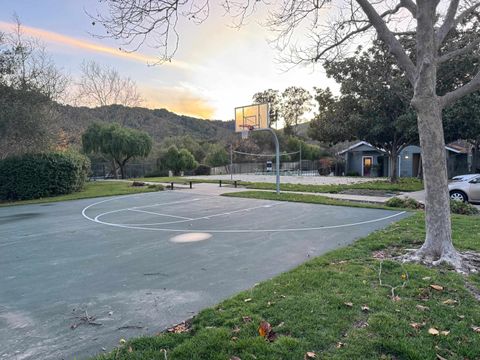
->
[[408, 0, 461, 268], [412, 97, 460, 267], [389, 149, 398, 183]]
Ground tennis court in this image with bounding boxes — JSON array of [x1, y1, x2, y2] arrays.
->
[[0, 190, 408, 359]]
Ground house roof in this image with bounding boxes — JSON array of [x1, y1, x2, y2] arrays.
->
[[445, 143, 468, 154], [338, 141, 469, 156], [337, 141, 386, 155]]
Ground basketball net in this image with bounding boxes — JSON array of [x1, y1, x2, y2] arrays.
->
[[240, 125, 255, 140]]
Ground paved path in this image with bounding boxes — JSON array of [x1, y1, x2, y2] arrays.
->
[[0, 190, 408, 360]]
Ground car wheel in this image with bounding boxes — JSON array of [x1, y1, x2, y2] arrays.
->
[[450, 190, 467, 202]]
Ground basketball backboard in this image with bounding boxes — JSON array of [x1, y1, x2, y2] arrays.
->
[[235, 103, 269, 132]]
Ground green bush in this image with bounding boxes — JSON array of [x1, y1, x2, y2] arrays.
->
[[194, 164, 211, 175], [144, 168, 169, 177], [450, 200, 479, 215], [386, 196, 423, 209], [147, 184, 165, 191], [0, 151, 90, 200]]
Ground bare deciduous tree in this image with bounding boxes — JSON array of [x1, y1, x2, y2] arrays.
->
[[76, 60, 142, 107], [94, 0, 480, 270], [0, 17, 69, 158]]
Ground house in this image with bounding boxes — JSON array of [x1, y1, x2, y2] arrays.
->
[[338, 141, 469, 178]]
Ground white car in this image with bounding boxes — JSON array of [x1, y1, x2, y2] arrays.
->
[[449, 175, 480, 203], [451, 173, 480, 182]]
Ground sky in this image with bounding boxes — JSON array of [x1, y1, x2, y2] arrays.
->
[[0, 0, 340, 121]]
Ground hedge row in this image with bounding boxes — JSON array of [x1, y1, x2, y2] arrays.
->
[[0, 151, 91, 200]]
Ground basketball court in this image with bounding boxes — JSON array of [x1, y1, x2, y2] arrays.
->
[[0, 189, 408, 360]]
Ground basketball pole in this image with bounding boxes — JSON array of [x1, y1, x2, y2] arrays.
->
[[253, 127, 280, 194], [230, 144, 233, 181]]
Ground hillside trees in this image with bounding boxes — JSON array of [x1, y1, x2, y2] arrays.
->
[[82, 123, 152, 179], [161, 145, 198, 175], [94, 0, 480, 269], [204, 144, 229, 167], [281, 86, 312, 136], [0, 20, 68, 158]]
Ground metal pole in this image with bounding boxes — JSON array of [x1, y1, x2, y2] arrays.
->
[[299, 144, 302, 176], [230, 144, 233, 181], [254, 128, 280, 194]]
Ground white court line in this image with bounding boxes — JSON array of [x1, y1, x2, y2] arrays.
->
[[128, 208, 193, 220], [82, 196, 407, 233], [92, 198, 202, 221], [117, 202, 285, 226]]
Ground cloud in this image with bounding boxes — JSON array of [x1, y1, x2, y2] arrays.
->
[[141, 85, 215, 119], [0, 21, 190, 69]]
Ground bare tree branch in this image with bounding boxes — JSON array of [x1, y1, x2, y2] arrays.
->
[[400, 0, 417, 18], [438, 36, 480, 63], [441, 69, 480, 107], [75, 60, 142, 108], [436, 0, 461, 46], [356, 0, 416, 84]]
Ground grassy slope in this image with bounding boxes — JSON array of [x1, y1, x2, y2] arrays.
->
[[222, 191, 396, 210], [242, 178, 423, 194], [140, 177, 423, 193], [93, 212, 480, 360], [0, 181, 162, 207]]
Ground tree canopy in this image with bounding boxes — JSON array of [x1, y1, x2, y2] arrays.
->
[[82, 123, 152, 179]]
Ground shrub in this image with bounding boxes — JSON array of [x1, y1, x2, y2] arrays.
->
[[450, 200, 479, 215], [147, 184, 164, 191], [194, 164, 211, 175], [144, 169, 169, 177], [386, 196, 423, 209], [345, 171, 360, 177], [0, 151, 90, 201]]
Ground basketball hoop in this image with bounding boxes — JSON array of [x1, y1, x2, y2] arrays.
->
[[241, 129, 249, 140]]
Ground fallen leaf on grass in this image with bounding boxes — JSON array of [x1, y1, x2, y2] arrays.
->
[[167, 322, 190, 334], [230, 357, 241, 360], [442, 299, 458, 305], [259, 321, 271, 337], [416, 305, 430, 311], [232, 326, 241, 334], [336, 342, 345, 348], [440, 331, 450, 336], [304, 351, 316, 359], [430, 284, 444, 291], [127, 346, 133, 353], [472, 325, 480, 333], [436, 354, 447, 360], [410, 322, 425, 330], [392, 295, 401, 302], [458, 315, 465, 319], [422, 276, 431, 281], [258, 320, 278, 342], [242, 316, 252, 323], [344, 302, 353, 307], [231, 336, 238, 341], [119, 338, 126, 344], [244, 298, 252, 302], [428, 328, 440, 336], [361, 305, 370, 312]]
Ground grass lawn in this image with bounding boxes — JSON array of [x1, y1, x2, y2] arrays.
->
[[242, 177, 423, 194], [139, 176, 423, 194], [222, 190, 397, 210], [93, 212, 480, 360], [0, 181, 163, 207]]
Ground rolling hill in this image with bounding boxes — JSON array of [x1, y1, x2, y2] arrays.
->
[[57, 104, 235, 145]]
